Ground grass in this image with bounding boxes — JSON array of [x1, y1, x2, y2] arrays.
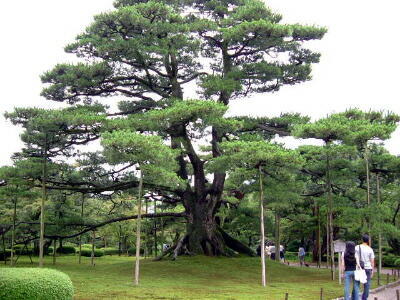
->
[[1, 255, 354, 300]]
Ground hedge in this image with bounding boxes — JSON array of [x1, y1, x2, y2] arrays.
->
[[13, 245, 34, 255], [78, 248, 104, 257], [0, 249, 12, 261], [128, 247, 145, 256], [102, 247, 119, 255], [0, 268, 74, 300], [56, 246, 76, 255]]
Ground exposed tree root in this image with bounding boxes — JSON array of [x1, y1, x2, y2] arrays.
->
[[218, 227, 256, 257]]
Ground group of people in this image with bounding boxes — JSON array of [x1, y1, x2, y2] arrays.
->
[[340, 234, 375, 300], [265, 244, 285, 262]]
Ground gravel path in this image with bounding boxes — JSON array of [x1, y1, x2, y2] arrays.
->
[[367, 281, 400, 300], [287, 262, 400, 299]]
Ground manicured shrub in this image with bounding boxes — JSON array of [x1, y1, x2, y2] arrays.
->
[[80, 244, 93, 249], [12, 245, 33, 255], [0, 249, 11, 261], [128, 247, 144, 256], [78, 248, 104, 257], [394, 258, 400, 268], [0, 268, 74, 300], [382, 255, 398, 267], [102, 247, 119, 255], [56, 246, 76, 255]]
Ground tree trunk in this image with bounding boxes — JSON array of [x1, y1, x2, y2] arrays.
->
[[365, 145, 372, 245], [134, 169, 143, 285], [317, 205, 322, 268], [275, 213, 281, 262], [2, 233, 6, 265], [154, 199, 157, 257], [78, 193, 84, 264], [10, 199, 17, 267], [186, 202, 225, 256], [53, 239, 57, 265], [377, 175, 382, 285], [118, 224, 122, 256], [326, 213, 329, 269], [144, 196, 148, 258], [326, 143, 335, 279], [259, 166, 266, 286], [39, 134, 48, 268], [91, 230, 95, 267]]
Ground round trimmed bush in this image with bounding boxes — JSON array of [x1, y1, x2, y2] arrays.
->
[[56, 246, 76, 255], [0, 268, 74, 300]]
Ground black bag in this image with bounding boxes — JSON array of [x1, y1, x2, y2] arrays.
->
[[358, 245, 365, 269]]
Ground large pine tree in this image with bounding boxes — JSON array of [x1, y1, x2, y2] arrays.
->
[[39, 0, 326, 256]]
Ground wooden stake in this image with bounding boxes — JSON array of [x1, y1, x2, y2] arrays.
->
[[396, 289, 399, 300], [285, 292, 289, 300], [320, 288, 323, 300]]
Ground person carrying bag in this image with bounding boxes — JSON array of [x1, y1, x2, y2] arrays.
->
[[355, 234, 375, 300], [340, 241, 361, 300]]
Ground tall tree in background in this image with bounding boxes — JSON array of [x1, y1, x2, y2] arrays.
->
[[36, 0, 326, 255], [5, 105, 104, 266], [340, 109, 399, 245], [0, 166, 36, 266], [209, 140, 303, 285]]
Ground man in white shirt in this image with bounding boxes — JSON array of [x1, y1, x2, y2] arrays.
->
[[355, 234, 375, 300]]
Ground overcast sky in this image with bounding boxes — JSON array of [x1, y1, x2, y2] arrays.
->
[[0, 0, 399, 166]]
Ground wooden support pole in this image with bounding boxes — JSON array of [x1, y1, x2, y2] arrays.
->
[[285, 292, 289, 300], [320, 288, 323, 300]]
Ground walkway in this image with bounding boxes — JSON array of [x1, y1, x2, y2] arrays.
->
[[288, 262, 400, 299]]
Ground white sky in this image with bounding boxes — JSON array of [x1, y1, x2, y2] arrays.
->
[[0, 0, 399, 166]]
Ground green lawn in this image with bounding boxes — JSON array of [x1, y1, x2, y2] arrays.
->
[[1, 255, 347, 300]]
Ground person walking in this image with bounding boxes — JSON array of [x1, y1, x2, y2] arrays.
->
[[298, 246, 306, 266], [356, 234, 375, 300], [340, 241, 360, 300]]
